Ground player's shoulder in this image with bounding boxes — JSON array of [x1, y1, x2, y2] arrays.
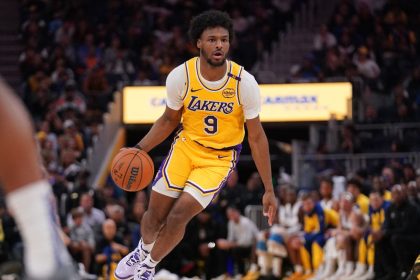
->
[[237, 67, 259, 89], [166, 63, 187, 86], [240, 69, 257, 81], [168, 63, 186, 79]]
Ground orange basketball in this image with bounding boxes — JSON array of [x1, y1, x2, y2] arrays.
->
[[110, 148, 154, 192]]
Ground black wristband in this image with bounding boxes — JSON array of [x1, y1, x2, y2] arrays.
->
[[134, 144, 142, 150]]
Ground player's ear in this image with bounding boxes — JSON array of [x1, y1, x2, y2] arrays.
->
[[197, 39, 202, 49]]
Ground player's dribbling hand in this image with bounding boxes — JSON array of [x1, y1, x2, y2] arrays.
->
[[262, 190, 278, 226], [119, 144, 142, 152]]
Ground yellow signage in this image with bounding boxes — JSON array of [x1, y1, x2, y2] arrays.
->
[[123, 83, 352, 124]]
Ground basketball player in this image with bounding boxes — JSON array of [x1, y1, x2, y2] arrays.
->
[[115, 10, 278, 280], [0, 79, 77, 279]]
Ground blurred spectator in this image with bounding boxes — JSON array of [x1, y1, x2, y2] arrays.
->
[[106, 204, 131, 248], [217, 170, 245, 212], [286, 193, 338, 279], [105, 48, 136, 86], [58, 119, 84, 154], [322, 48, 346, 78], [319, 177, 338, 210], [337, 32, 356, 60], [373, 185, 420, 279], [353, 46, 380, 80], [256, 186, 301, 277], [371, 175, 392, 201], [290, 54, 321, 82], [346, 178, 369, 215], [54, 81, 86, 115], [95, 219, 129, 279], [191, 209, 227, 279], [407, 181, 420, 209], [217, 206, 258, 276], [83, 64, 110, 110], [340, 122, 361, 153], [313, 24, 337, 52], [403, 164, 416, 183], [68, 193, 105, 231], [68, 208, 95, 273], [365, 190, 391, 279], [239, 172, 264, 212]]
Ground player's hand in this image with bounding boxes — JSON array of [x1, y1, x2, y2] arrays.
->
[[119, 144, 142, 152], [262, 190, 278, 226]]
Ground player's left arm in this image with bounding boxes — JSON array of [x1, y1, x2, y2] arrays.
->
[[246, 116, 277, 226], [240, 70, 277, 225]]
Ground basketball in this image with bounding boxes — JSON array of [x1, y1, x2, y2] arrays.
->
[[111, 148, 154, 192]]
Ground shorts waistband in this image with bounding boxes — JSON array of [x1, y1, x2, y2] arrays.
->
[[193, 140, 237, 151]]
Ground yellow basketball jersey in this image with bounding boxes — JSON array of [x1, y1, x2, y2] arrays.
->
[[181, 57, 245, 150], [369, 201, 390, 231]]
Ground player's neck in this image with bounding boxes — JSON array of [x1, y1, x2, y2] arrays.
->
[[198, 58, 227, 81]]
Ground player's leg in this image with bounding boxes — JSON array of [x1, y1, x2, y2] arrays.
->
[[115, 188, 177, 280], [0, 80, 76, 279], [135, 154, 233, 279], [135, 191, 204, 280], [0, 80, 43, 191], [141, 190, 177, 243], [115, 135, 190, 280], [149, 191, 203, 261]]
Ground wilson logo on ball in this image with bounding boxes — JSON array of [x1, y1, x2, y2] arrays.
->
[[126, 167, 139, 190]]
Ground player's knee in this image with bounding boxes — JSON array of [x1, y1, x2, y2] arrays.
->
[[166, 209, 191, 228]]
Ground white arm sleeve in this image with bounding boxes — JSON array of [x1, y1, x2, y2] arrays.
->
[[165, 64, 186, 110], [239, 70, 261, 120]]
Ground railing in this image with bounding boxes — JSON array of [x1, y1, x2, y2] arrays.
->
[[308, 121, 420, 155], [86, 91, 122, 187], [292, 138, 420, 187], [245, 205, 270, 231]]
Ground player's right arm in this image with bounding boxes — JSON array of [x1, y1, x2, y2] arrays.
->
[[135, 106, 182, 152], [135, 65, 185, 152]]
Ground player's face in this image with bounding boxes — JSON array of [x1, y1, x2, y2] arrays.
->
[[197, 27, 230, 67]]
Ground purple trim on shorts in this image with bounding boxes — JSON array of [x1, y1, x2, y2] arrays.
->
[[152, 160, 164, 186], [156, 132, 184, 191], [186, 180, 219, 194], [211, 144, 242, 200]]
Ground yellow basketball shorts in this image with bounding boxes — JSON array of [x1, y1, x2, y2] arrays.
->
[[152, 131, 241, 207]]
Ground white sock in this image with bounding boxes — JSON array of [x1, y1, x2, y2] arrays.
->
[[6, 180, 62, 278], [294, 265, 303, 273], [139, 238, 155, 253], [143, 255, 159, 268]]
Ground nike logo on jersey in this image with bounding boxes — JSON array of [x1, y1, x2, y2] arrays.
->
[[191, 88, 202, 92], [187, 96, 234, 114], [217, 155, 227, 159]]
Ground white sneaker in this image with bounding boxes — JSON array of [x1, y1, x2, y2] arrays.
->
[[134, 263, 155, 280], [115, 242, 150, 280], [359, 266, 374, 280], [338, 262, 354, 280], [343, 263, 366, 280], [312, 260, 335, 280], [326, 263, 345, 280]]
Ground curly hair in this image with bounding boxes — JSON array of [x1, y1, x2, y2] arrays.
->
[[188, 10, 234, 45]]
